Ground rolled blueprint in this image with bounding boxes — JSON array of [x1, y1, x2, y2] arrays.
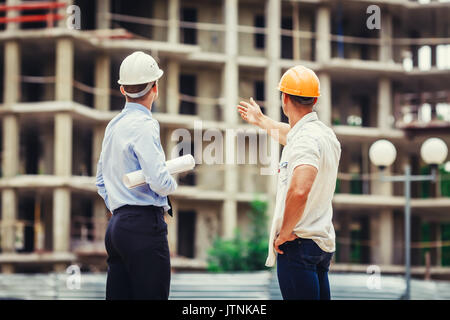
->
[[123, 154, 196, 189]]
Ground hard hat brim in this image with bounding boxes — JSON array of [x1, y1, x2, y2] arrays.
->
[[118, 69, 164, 85], [278, 85, 321, 97]]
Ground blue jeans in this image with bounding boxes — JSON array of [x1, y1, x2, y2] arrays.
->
[[277, 238, 334, 300]]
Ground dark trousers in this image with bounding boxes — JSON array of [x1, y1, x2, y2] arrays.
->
[[277, 238, 334, 300], [105, 205, 171, 300]]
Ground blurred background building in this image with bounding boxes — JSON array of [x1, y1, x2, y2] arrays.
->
[[0, 0, 449, 278]]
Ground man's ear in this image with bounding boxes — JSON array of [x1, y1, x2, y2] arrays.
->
[[120, 86, 126, 96], [313, 97, 318, 105], [152, 82, 158, 98], [282, 93, 289, 108]]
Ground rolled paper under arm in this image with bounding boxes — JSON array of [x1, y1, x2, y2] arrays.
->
[[123, 154, 196, 189]]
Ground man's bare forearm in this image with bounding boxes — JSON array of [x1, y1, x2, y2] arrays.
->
[[257, 114, 290, 146], [279, 188, 307, 238]]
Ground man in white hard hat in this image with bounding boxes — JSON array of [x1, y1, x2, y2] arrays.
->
[[96, 51, 177, 300]]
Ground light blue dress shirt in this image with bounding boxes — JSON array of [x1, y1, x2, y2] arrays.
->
[[95, 102, 177, 213]]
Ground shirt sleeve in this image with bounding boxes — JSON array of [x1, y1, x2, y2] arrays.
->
[[132, 120, 178, 197], [95, 153, 111, 211], [287, 135, 321, 175]]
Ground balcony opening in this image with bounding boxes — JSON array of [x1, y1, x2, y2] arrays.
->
[[19, 118, 54, 175], [71, 193, 94, 253], [74, 47, 95, 108], [111, 0, 156, 39], [20, 41, 56, 103], [179, 74, 197, 115], [181, 7, 197, 45], [177, 140, 196, 186], [72, 122, 93, 177], [330, 2, 379, 61], [15, 191, 53, 254], [253, 15, 265, 49], [281, 16, 293, 60], [331, 77, 377, 127], [238, 3, 265, 57], [177, 210, 196, 259], [254, 80, 266, 115]]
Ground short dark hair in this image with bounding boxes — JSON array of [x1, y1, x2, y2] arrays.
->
[[123, 81, 156, 101], [286, 94, 316, 106], [123, 83, 148, 94]]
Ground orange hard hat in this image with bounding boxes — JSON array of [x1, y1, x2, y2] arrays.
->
[[278, 65, 320, 97]]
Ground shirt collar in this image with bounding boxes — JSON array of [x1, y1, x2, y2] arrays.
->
[[286, 111, 318, 143], [124, 102, 152, 117]]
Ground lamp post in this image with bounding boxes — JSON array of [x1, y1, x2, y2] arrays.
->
[[369, 138, 448, 300]]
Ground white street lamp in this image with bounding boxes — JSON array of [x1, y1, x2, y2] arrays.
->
[[420, 138, 448, 166], [369, 138, 448, 300], [445, 161, 450, 173], [369, 139, 397, 168]]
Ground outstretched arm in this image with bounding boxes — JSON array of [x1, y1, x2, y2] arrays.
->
[[237, 97, 290, 146]]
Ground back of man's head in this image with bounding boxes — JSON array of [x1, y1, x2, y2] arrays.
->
[[286, 94, 316, 108]]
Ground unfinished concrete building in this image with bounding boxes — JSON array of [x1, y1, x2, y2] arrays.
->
[[0, 0, 449, 276]]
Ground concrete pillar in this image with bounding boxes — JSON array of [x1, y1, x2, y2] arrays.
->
[[96, 0, 111, 30], [1, 189, 17, 252], [54, 113, 73, 176], [166, 60, 180, 115], [316, 72, 332, 126], [220, 0, 239, 239], [4, 41, 20, 105], [372, 210, 394, 265], [266, 0, 280, 65], [5, 0, 20, 31], [370, 160, 394, 265], [379, 12, 393, 63], [168, 0, 180, 44], [316, 5, 331, 63], [53, 188, 71, 253], [2, 116, 20, 178], [1, 39, 20, 273], [56, 39, 74, 101], [92, 52, 110, 239], [52, 113, 72, 257], [94, 54, 110, 112], [52, 38, 74, 263], [377, 77, 392, 130], [264, 0, 281, 235], [223, 0, 238, 124]]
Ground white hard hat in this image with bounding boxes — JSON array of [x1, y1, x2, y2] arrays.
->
[[118, 51, 164, 86]]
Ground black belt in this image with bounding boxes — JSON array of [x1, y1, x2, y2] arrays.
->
[[113, 196, 173, 217]]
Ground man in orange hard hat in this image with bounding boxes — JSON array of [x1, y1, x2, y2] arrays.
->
[[237, 65, 341, 300]]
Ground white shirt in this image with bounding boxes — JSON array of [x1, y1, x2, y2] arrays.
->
[[265, 112, 341, 267]]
